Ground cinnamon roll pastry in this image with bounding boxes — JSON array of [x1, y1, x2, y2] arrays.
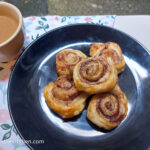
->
[[56, 49, 87, 78], [89, 43, 105, 57], [90, 42, 125, 73], [73, 57, 118, 94], [87, 84, 128, 130], [44, 76, 89, 119]]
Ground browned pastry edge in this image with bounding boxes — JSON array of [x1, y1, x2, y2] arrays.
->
[[89, 42, 125, 73], [87, 84, 128, 130], [73, 57, 118, 94], [44, 76, 89, 118], [56, 49, 87, 78]]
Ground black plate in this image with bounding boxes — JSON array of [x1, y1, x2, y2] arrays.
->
[[8, 24, 150, 150]]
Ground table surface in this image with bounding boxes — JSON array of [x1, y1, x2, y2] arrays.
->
[[115, 15, 150, 52]]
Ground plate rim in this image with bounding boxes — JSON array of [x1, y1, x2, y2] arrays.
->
[[7, 23, 150, 150]]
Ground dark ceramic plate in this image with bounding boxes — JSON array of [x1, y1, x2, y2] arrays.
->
[[8, 24, 150, 150]]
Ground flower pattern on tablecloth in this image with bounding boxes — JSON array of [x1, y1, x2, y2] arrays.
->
[[0, 15, 115, 150], [0, 110, 10, 123]]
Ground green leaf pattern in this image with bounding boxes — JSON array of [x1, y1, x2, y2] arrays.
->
[[35, 18, 50, 32], [31, 34, 40, 40], [1, 124, 18, 140], [61, 16, 66, 23], [41, 17, 47, 21], [13, 127, 18, 135], [35, 26, 43, 30], [1, 124, 11, 130], [2, 131, 11, 140], [38, 20, 44, 26]]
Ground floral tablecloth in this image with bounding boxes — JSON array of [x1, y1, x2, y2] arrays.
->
[[0, 15, 115, 150]]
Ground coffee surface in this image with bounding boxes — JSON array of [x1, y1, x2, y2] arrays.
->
[[0, 15, 18, 44]]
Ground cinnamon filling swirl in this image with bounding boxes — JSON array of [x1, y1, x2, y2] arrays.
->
[[79, 58, 109, 83], [97, 93, 125, 123], [58, 51, 81, 66], [52, 76, 79, 101], [99, 49, 121, 65]]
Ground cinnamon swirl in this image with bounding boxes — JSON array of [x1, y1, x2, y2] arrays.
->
[[44, 76, 89, 118], [90, 42, 125, 73], [87, 85, 128, 130], [73, 57, 118, 94], [56, 49, 87, 78]]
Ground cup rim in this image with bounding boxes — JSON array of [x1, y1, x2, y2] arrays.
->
[[0, 2, 23, 47]]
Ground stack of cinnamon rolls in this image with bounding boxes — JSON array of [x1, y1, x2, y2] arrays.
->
[[44, 42, 128, 130]]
